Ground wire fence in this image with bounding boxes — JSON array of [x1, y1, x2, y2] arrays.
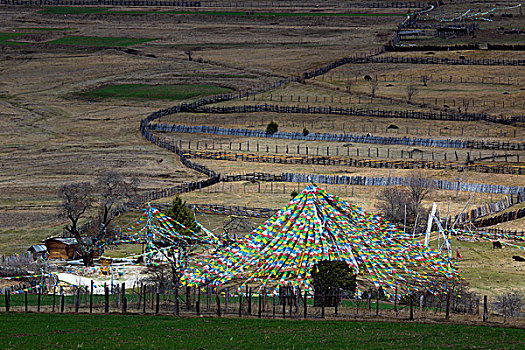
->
[[1, 283, 524, 325]]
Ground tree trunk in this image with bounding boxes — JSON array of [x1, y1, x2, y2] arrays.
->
[[172, 273, 180, 316], [82, 250, 95, 267]]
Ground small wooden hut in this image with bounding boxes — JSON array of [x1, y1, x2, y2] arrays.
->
[[44, 237, 101, 260], [27, 245, 47, 260]]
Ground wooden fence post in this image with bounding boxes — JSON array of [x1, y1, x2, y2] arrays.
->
[[282, 288, 286, 319], [37, 287, 41, 313], [196, 287, 201, 316], [90, 280, 93, 313], [394, 287, 398, 316], [419, 294, 424, 318], [483, 295, 488, 322], [75, 287, 80, 313], [105, 285, 109, 313], [60, 287, 64, 313], [186, 286, 191, 310], [138, 283, 142, 311], [238, 291, 242, 317], [409, 293, 414, 320], [52, 286, 56, 313], [24, 291, 28, 312], [303, 290, 307, 319], [376, 291, 379, 316], [272, 294, 276, 319], [503, 296, 507, 324], [225, 287, 229, 312], [216, 289, 221, 317], [445, 291, 451, 320], [248, 288, 252, 315], [5, 290, 10, 312], [155, 285, 160, 315], [143, 285, 147, 314], [121, 283, 126, 314], [258, 292, 262, 318]]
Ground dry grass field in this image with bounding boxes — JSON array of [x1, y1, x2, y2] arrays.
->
[[0, 1, 524, 296], [0, 5, 404, 253]]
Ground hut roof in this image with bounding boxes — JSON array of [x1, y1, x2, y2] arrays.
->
[[44, 237, 79, 246], [28, 244, 47, 253]]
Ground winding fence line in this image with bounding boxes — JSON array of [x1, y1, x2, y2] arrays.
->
[[150, 123, 525, 151], [194, 104, 525, 124], [182, 149, 525, 174], [132, 5, 525, 230]]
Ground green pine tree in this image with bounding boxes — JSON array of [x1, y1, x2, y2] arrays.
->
[[164, 197, 200, 234]]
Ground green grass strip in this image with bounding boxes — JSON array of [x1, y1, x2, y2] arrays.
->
[[0, 32, 31, 46], [39, 6, 109, 14], [80, 83, 233, 100], [0, 32, 27, 42], [46, 36, 156, 47], [0, 314, 523, 349]]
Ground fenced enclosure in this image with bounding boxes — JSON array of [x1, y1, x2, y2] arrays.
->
[[2, 282, 524, 326]]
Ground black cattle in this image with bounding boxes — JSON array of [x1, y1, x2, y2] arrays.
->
[[492, 240, 503, 249], [512, 255, 525, 262]]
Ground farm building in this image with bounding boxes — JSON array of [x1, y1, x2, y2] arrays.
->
[[27, 245, 47, 260], [44, 237, 101, 260]]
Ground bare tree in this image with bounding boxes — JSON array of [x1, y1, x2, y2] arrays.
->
[[370, 80, 378, 98], [421, 75, 429, 86], [58, 173, 137, 266], [58, 182, 94, 241], [376, 172, 435, 227], [406, 84, 418, 102], [97, 172, 138, 231], [406, 172, 436, 211], [376, 187, 410, 224]]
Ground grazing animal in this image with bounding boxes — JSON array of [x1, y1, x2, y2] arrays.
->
[[492, 240, 503, 249], [512, 255, 525, 262]]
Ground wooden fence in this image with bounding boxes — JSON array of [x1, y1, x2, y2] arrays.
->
[[182, 149, 525, 174], [454, 194, 520, 225], [195, 104, 525, 124], [2, 281, 524, 324], [474, 206, 525, 228], [346, 56, 525, 66], [150, 123, 525, 151]]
